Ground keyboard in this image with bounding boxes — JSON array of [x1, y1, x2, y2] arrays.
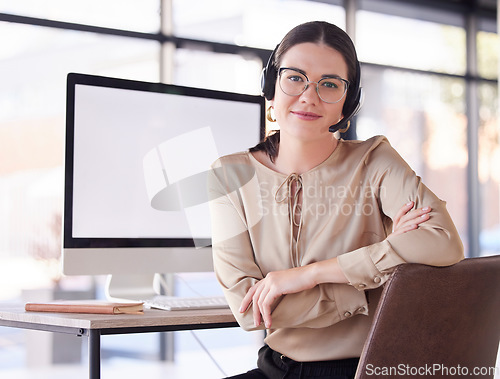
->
[[143, 295, 229, 311]]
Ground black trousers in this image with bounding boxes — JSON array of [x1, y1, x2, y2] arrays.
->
[[225, 345, 359, 379]]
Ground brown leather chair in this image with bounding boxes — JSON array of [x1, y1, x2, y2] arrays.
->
[[356, 255, 500, 379]]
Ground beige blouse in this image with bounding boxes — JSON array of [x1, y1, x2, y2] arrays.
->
[[208, 135, 464, 362]]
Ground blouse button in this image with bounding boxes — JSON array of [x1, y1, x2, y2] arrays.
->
[[358, 283, 366, 289], [344, 311, 352, 318], [373, 276, 381, 283]]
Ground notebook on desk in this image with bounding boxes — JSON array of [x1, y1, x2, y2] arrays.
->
[[25, 300, 144, 315]]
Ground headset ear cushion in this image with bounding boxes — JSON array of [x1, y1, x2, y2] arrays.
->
[[342, 60, 361, 115], [260, 68, 267, 96], [261, 67, 277, 100], [260, 67, 269, 100], [261, 44, 279, 100]]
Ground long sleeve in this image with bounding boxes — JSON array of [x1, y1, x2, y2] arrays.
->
[[208, 156, 368, 331], [337, 137, 464, 290]]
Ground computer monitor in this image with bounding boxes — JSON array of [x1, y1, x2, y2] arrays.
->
[[62, 73, 265, 300]]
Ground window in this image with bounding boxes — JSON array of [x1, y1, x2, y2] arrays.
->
[[173, 48, 262, 94], [357, 10, 466, 74], [477, 31, 499, 80], [0, 0, 160, 32], [478, 82, 499, 255], [0, 22, 159, 295], [357, 66, 467, 243], [173, 0, 345, 49]]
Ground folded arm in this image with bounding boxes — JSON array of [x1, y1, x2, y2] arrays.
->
[[240, 202, 432, 328]]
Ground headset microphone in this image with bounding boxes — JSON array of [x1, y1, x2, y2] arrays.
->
[[328, 57, 363, 134], [328, 87, 363, 134]]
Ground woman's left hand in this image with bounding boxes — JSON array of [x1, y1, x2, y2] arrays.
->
[[240, 266, 316, 329], [390, 201, 431, 237]]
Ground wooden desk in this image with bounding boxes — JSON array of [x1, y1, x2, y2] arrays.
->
[[0, 305, 238, 379]]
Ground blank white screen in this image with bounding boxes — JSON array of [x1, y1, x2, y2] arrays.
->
[[72, 84, 261, 239]]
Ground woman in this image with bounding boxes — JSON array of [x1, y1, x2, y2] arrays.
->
[[208, 21, 463, 379]]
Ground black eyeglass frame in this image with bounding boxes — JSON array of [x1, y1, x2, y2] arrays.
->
[[277, 67, 350, 104]]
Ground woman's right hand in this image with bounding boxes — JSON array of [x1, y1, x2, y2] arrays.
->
[[390, 201, 431, 237], [239, 264, 320, 329]]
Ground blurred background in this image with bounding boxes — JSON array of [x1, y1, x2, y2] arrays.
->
[[0, 0, 498, 377]]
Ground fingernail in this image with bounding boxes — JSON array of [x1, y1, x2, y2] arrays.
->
[[422, 207, 430, 211], [406, 201, 413, 206]]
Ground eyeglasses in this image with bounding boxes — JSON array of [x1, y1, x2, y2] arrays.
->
[[278, 67, 349, 104]]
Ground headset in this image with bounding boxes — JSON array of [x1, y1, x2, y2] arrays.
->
[[260, 44, 363, 134]]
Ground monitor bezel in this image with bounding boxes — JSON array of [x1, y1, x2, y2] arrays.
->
[[63, 72, 266, 252]]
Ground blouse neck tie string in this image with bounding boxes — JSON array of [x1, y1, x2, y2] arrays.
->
[[275, 173, 303, 267]]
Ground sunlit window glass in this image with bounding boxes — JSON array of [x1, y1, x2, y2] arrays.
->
[[172, 0, 345, 49], [0, 0, 160, 33], [172, 48, 262, 95], [356, 11, 466, 75], [357, 65, 467, 251], [0, 22, 159, 296], [477, 31, 499, 80], [478, 82, 499, 256]]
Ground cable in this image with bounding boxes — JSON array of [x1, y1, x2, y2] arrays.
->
[[156, 272, 228, 376], [173, 273, 205, 297], [189, 330, 227, 377]]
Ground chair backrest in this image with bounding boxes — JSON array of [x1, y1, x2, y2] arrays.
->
[[355, 256, 500, 379]]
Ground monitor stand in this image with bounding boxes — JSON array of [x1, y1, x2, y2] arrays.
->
[[104, 273, 172, 302], [104, 273, 176, 361]]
